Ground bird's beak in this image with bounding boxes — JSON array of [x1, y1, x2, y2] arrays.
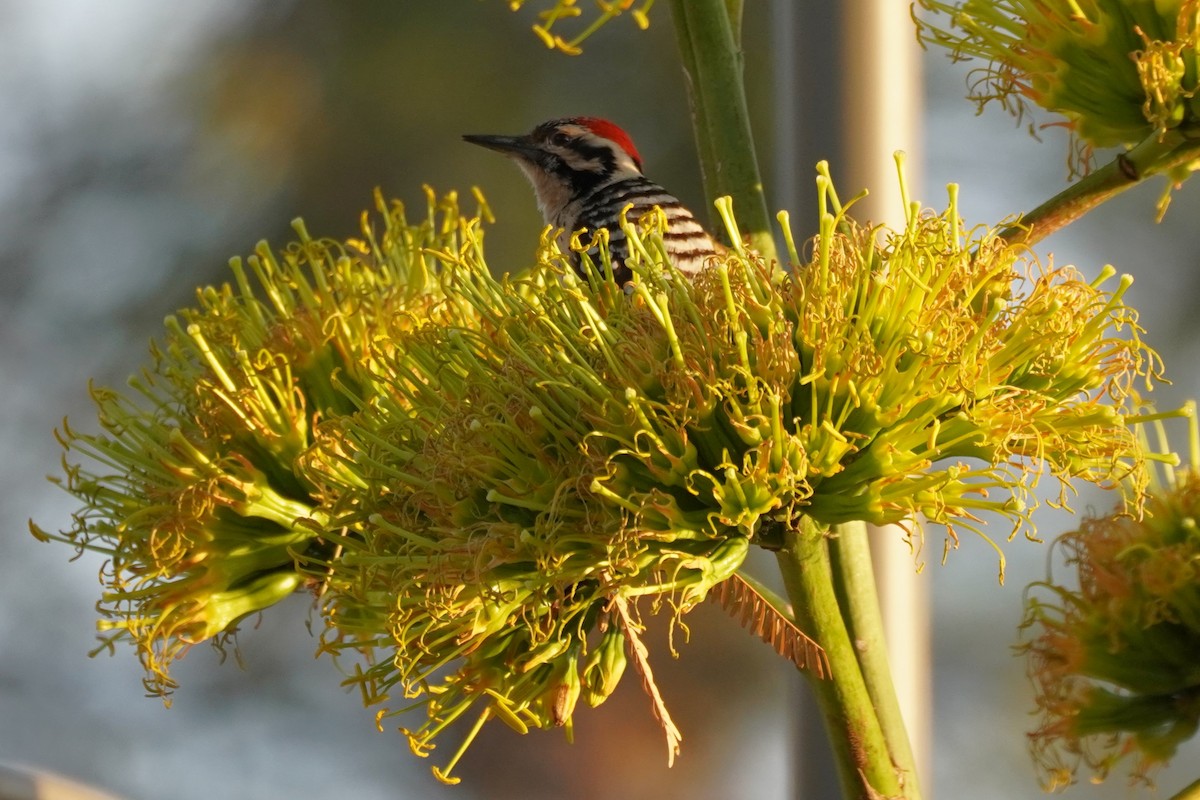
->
[[463, 133, 540, 161]]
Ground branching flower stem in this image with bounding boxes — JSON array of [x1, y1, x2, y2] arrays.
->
[[776, 517, 923, 800], [999, 129, 1200, 248]]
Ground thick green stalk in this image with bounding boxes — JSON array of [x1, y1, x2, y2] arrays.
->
[[998, 130, 1200, 247], [1170, 778, 1200, 800], [775, 517, 911, 800], [829, 521, 922, 798], [724, 0, 743, 42], [666, 0, 777, 260], [668, 3, 719, 213]]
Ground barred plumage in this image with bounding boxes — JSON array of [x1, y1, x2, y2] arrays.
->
[[464, 117, 722, 284]]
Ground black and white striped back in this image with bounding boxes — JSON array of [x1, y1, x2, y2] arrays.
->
[[566, 176, 721, 284]]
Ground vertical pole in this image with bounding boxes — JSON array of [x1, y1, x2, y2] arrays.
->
[[838, 2, 931, 792]]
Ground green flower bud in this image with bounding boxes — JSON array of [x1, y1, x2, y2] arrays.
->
[[546, 653, 582, 728], [582, 628, 629, 707]]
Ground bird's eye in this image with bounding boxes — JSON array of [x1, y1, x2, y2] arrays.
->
[[550, 131, 571, 147]]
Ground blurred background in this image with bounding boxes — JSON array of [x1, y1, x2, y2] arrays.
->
[[3, 2, 1199, 798]]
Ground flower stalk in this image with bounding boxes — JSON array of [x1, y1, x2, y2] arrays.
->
[[667, 0, 777, 260], [999, 131, 1200, 247], [777, 518, 921, 800], [828, 520, 920, 795], [1172, 778, 1200, 800]]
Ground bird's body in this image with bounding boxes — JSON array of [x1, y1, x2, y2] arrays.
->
[[464, 117, 721, 284]]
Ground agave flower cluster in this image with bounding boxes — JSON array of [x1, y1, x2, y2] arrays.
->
[[311, 171, 1151, 780], [1021, 410, 1200, 789], [916, 0, 1200, 172], [40, 167, 1155, 782], [33, 189, 472, 696]]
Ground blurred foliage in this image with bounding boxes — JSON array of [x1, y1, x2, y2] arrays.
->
[[507, 0, 656, 54]]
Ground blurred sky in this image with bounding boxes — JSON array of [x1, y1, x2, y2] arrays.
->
[[3, 3, 1200, 800]]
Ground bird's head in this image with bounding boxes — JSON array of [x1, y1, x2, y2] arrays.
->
[[464, 117, 644, 222]]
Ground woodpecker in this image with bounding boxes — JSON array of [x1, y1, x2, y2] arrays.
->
[[463, 117, 722, 284]]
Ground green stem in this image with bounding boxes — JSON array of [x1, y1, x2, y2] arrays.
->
[[775, 517, 912, 800], [998, 130, 1200, 247], [829, 521, 922, 798], [667, 4, 719, 213], [723, 0, 743, 42], [666, 0, 777, 260], [1170, 778, 1200, 800]]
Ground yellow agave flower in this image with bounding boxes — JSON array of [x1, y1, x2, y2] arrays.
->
[[35, 189, 480, 697], [917, 0, 1200, 171], [1022, 406, 1200, 789], [317, 164, 1154, 782], [508, 0, 655, 54]]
